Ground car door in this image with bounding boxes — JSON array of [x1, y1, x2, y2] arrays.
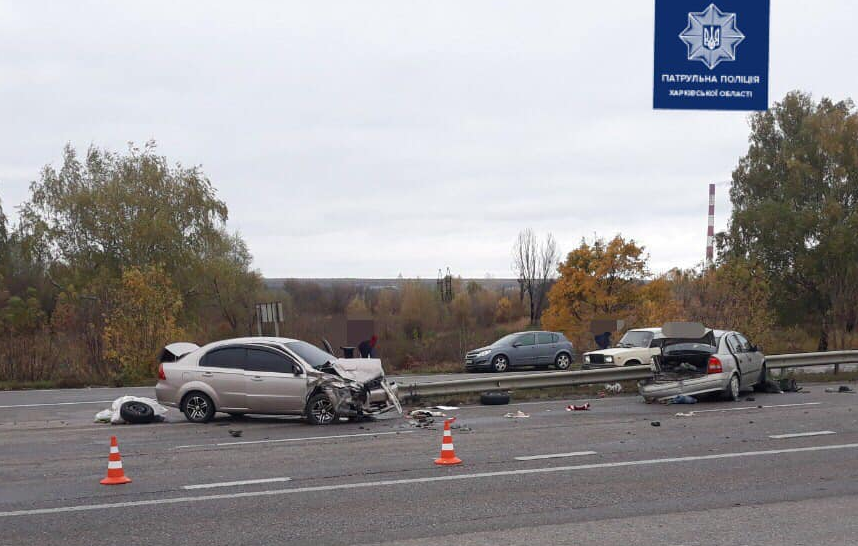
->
[[535, 332, 556, 365], [725, 334, 750, 384], [510, 333, 537, 366], [196, 347, 248, 411], [244, 347, 308, 414], [736, 333, 762, 381]]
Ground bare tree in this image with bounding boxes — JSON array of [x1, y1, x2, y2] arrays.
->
[[512, 229, 558, 324]]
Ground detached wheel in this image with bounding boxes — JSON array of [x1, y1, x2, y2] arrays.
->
[[554, 353, 572, 370], [491, 355, 509, 373], [306, 393, 337, 425], [480, 391, 510, 405], [182, 392, 215, 423], [119, 401, 155, 424], [723, 374, 741, 402]]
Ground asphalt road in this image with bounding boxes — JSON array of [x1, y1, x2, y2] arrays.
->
[[1, 382, 857, 545]]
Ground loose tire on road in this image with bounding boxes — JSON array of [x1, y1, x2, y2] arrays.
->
[[182, 392, 215, 423], [119, 401, 156, 424], [306, 393, 337, 425], [491, 355, 509, 373], [480, 391, 510, 405], [554, 353, 572, 370]]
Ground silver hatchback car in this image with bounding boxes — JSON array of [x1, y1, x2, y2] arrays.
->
[[638, 323, 766, 403], [155, 337, 401, 425]]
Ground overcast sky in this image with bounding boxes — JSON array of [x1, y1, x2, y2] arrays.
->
[[1, 1, 856, 278]]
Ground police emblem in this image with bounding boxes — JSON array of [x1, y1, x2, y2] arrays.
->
[[679, 4, 745, 70]]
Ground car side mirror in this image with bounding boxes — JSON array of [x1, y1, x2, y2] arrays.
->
[[750, 345, 759, 353], [293, 365, 302, 375], [512, 342, 521, 348]]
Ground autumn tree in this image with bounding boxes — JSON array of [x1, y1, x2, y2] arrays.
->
[[19, 142, 229, 292], [667, 260, 775, 349], [723, 91, 858, 349], [102, 266, 184, 382], [542, 235, 648, 347], [494, 296, 513, 323], [512, 229, 558, 324]]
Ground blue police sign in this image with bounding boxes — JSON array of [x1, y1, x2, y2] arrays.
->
[[653, 0, 770, 110]]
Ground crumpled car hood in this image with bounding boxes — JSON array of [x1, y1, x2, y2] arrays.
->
[[330, 358, 385, 383]]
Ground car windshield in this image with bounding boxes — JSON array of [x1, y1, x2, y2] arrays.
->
[[494, 333, 520, 346], [617, 331, 654, 348], [285, 341, 335, 369]]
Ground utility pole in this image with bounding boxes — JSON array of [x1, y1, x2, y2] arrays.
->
[[706, 183, 715, 266]]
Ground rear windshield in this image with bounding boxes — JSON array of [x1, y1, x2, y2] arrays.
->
[[286, 341, 335, 369], [663, 342, 716, 354]]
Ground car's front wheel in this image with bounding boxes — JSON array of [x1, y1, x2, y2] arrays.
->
[[306, 393, 337, 425], [554, 353, 572, 370], [491, 355, 509, 373], [182, 392, 215, 423]]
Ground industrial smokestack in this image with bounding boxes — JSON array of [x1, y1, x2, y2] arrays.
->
[[706, 183, 715, 265]]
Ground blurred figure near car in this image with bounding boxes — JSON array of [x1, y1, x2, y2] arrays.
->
[[358, 335, 378, 358], [594, 331, 612, 350]]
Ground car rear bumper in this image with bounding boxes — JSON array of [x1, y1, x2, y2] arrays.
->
[[154, 381, 180, 408], [638, 373, 731, 400]]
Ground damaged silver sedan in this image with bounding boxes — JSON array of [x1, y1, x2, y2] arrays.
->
[[155, 337, 401, 425]]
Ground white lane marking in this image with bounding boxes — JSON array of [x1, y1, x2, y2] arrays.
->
[[515, 451, 597, 461], [0, 400, 114, 409], [769, 431, 836, 439], [4, 442, 858, 518], [690, 402, 821, 414], [174, 430, 413, 449], [183, 477, 292, 490]]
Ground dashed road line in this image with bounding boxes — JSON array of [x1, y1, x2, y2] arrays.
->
[[514, 451, 597, 461], [183, 477, 292, 490], [0, 400, 114, 409], [769, 430, 836, 439], [173, 430, 413, 449], [690, 402, 821, 414]]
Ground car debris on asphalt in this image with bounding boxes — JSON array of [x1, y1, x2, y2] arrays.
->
[[504, 410, 530, 418], [824, 385, 855, 393], [667, 394, 697, 404], [94, 396, 168, 424], [604, 383, 622, 394], [565, 403, 591, 411], [409, 409, 446, 419], [675, 412, 695, 417]]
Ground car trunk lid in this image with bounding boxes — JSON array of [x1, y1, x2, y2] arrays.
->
[[653, 323, 717, 381]]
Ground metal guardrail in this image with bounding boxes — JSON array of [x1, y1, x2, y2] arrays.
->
[[400, 350, 858, 398], [401, 365, 653, 398], [764, 350, 858, 369]]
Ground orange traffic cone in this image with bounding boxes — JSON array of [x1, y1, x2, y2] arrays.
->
[[100, 436, 131, 485], [434, 418, 462, 466]]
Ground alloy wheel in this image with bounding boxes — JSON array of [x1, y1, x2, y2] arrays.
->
[[493, 356, 508, 372], [556, 354, 571, 370], [187, 396, 209, 421], [311, 397, 335, 424]]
